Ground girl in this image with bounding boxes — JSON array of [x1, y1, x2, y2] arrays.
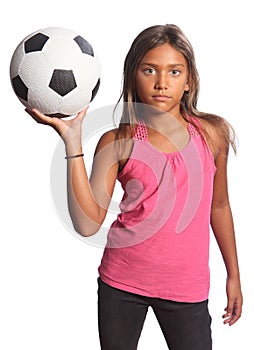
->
[[27, 24, 243, 350]]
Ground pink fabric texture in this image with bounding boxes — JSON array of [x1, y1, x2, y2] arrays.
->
[[98, 119, 216, 302]]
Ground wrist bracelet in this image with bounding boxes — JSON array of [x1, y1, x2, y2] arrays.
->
[[65, 153, 84, 159]]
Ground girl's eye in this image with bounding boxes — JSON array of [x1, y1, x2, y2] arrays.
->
[[144, 68, 156, 75], [170, 69, 181, 76]]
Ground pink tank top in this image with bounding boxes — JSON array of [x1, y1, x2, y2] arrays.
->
[[98, 119, 216, 302]]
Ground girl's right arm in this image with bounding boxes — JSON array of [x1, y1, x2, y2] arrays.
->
[[26, 107, 119, 237]]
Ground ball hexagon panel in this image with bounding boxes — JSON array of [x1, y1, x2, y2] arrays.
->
[[41, 27, 78, 39], [18, 51, 52, 89], [41, 36, 83, 68], [10, 42, 27, 78], [28, 86, 63, 115], [74, 54, 101, 89]]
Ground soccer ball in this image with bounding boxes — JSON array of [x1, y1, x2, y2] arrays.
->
[[10, 27, 101, 117]]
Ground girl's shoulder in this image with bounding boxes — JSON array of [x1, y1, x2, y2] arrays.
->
[[192, 115, 232, 159], [95, 125, 134, 164], [94, 128, 118, 155], [99, 124, 133, 143]]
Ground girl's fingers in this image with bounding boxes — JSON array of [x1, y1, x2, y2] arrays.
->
[[223, 302, 242, 326], [25, 108, 54, 126], [25, 106, 89, 141], [76, 106, 89, 121]]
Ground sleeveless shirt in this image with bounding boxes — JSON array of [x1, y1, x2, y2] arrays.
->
[[98, 119, 216, 302]]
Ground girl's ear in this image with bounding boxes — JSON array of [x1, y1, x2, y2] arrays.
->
[[184, 82, 190, 92]]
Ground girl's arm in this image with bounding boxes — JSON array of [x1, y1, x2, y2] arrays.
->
[[26, 108, 119, 237], [66, 128, 119, 236], [210, 128, 243, 326]]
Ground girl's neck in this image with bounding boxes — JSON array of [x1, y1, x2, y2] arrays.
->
[[143, 109, 187, 134]]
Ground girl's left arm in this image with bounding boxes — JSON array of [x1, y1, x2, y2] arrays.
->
[[210, 133, 243, 326]]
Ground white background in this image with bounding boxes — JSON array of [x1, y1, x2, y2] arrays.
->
[[1, 0, 253, 349]]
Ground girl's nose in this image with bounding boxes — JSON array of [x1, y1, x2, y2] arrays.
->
[[154, 72, 169, 90]]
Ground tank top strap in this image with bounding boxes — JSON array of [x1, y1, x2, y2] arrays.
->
[[133, 117, 201, 140], [133, 119, 149, 141], [187, 117, 201, 137]]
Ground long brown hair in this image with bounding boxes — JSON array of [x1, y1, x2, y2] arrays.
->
[[114, 24, 236, 153]]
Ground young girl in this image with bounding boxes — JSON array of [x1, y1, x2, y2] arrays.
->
[[27, 24, 242, 350]]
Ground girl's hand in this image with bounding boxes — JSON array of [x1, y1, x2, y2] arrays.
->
[[25, 107, 89, 146], [223, 277, 243, 326]]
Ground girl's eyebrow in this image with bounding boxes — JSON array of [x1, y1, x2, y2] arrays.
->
[[140, 62, 185, 68]]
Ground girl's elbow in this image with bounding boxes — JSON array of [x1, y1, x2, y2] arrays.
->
[[211, 199, 230, 211], [72, 221, 102, 238], [69, 208, 106, 237]]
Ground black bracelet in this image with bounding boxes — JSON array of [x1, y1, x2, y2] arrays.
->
[[65, 153, 84, 159]]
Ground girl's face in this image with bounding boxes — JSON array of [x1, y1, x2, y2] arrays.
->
[[135, 43, 189, 117]]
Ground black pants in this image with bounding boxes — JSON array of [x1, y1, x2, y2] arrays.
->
[[98, 278, 212, 350]]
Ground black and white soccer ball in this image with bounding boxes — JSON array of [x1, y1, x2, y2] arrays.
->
[[10, 27, 101, 117]]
